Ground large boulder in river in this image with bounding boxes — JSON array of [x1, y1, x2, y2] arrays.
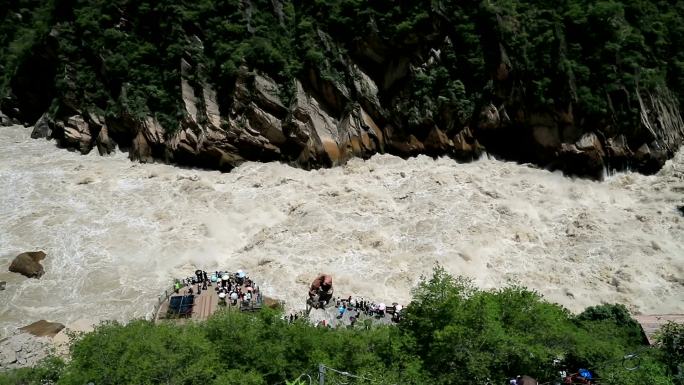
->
[[557, 132, 606, 179], [31, 112, 54, 139], [8, 251, 46, 278]]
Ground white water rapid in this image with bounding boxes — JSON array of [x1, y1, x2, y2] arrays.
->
[[0, 125, 682, 335]]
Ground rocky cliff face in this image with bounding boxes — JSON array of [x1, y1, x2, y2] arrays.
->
[[25, 65, 389, 172], [3, 1, 684, 179], [24, 61, 681, 180]]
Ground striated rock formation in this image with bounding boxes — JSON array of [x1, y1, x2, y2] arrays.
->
[[26, 62, 683, 179], [5, 1, 684, 179], [31, 59, 680, 180], [9, 251, 46, 278]]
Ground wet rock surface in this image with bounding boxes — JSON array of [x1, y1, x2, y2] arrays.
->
[[8, 251, 46, 278]]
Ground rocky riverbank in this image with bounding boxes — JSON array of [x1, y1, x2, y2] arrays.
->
[[0, 332, 52, 370], [0, 320, 94, 371]]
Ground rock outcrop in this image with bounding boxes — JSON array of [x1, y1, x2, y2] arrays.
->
[[0, 110, 18, 127], [31, 112, 53, 139], [60, 115, 93, 154], [22, 53, 684, 179], [19, 320, 65, 338], [8, 251, 46, 278], [557, 133, 606, 179], [0, 318, 96, 370], [3, 2, 683, 179], [18, 34, 678, 180]]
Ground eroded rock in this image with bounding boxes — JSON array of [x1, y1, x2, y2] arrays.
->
[[423, 127, 450, 154], [203, 84, 222, 128], [478, 104, 501, 131], [8, 251, 46, 278], [0, 330, 51, 370], [452, 127, 483, 160], [61, 115, 93, 154], [634, 142, 668, 175], [0, 110, 21, 126], [96, 126, 116, 155], [131, 130, 153, 163], [291, 80, 342, 165], [20, 51, 681, 179], [31, 112, 53, 139], [557, 133, 606, 179]]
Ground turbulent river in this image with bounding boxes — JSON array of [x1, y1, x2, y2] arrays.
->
[[0, 125, 683, 335]]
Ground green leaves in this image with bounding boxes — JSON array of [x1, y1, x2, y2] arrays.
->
[[399, 265, 668, 385], [655, 321, 684, 381], [58, 320, 220, 385]]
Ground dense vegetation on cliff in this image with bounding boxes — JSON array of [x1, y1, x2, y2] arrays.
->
[[2, 0, 684, 176], [1, 269, 681, 385]]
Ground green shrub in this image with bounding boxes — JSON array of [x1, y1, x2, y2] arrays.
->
[[656, 321, 684, 383], [0, 356, 64, 385]]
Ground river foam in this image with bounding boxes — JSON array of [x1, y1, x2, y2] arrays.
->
[[1, 125, 682, 335]]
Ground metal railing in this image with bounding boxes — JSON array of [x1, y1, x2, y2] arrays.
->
[[150, 284, 175, 321]]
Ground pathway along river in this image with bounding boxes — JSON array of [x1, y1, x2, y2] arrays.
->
[[0, 125, 682, 335]]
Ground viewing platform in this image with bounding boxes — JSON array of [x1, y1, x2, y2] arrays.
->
[[153, 270, 266, 323], [634, 314, 684, 345]]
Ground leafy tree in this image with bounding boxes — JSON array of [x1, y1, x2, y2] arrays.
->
[[655, 321, 684, 383]]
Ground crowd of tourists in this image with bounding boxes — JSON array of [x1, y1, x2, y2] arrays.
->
[[173, 268, 261, 308], [172, 269, 404, 327], [169, 270, 598, 384], [286, 295, 404, 329], [303, 273, 404, 327], [335, 296, 404, 322]]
